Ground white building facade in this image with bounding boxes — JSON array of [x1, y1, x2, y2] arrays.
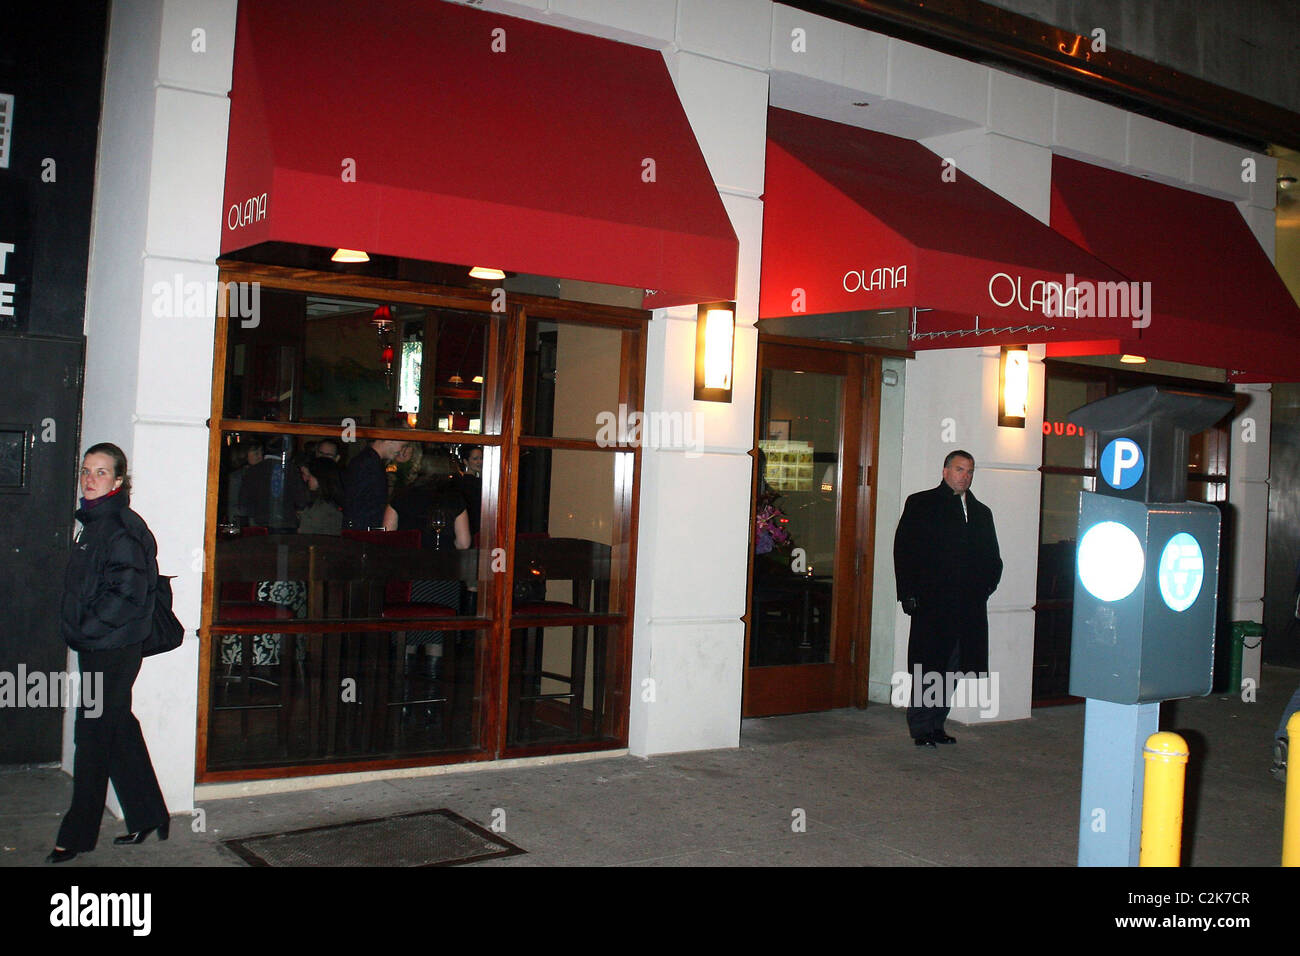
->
[[76, 0, 1275, 811]]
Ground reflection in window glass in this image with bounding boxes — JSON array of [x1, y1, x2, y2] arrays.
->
[[522, 319, 625, 440], [751, 367, 842, 667], [223, 289, 487, 431]]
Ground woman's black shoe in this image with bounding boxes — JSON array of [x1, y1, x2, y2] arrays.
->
[[113, 820, 169, 845], [45, 847, 77, 864]]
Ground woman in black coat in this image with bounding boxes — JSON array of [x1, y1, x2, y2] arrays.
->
[[47, 443, 170, 863]]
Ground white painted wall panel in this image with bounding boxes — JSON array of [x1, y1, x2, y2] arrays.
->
[[769, 3, 845, 84], [988, 69, 1053, 146], [887, 38, 989, 126], [1125, 114, 1192, 184], [157, 0, 237, 93], [669, 52, 769, 197], [721, 193, 764, 328], [1248, 153, 1279, 210], [1231, 481, 1269, 604], [677, 0, 773, 70], [869, 357, 907, 704], [631, 619, 745, 755], [1190, 133, 1252, 200], [640, 450, 753, 619], [136, 258, 219, 422], [1053, 89, 1127, 167], [144, 88, 231, 261], [550, 0, 678, 43], [840, 27, 891, 98]]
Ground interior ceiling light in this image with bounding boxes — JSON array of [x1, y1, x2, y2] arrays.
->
[[1278, 176, 1297, 190], [1120, 354, 1147, 364], [448, 374, 464, 385], [332, 248, 370, 263], [471, 374, 484, 385], [469, 266, 505, 280]]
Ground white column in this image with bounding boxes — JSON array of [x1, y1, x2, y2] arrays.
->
[[887, 346, 1045, 724], [628, 41, 768, 756], [1230, 384, 1271, 689], [73, 0, 236, 814]]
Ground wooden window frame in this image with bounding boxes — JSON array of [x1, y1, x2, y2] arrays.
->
[[199, 261, 647, 781]]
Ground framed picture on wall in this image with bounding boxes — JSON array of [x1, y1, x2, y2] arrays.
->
[[768, 419, 790, 442]]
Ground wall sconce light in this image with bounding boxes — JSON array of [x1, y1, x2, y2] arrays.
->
[[694, 301, 736, 403], [999, 345, 1029, 428]]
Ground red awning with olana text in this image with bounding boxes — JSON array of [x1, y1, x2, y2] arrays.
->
[[758, 109, 1134, 346], [1048, 155, 1300, 383], [221, 0, 737, 309]]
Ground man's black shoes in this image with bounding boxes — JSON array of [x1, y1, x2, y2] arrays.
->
[[913, 731, 956, 747]]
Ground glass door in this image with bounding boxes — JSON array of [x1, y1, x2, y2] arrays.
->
[[744, 341, 872, 716]]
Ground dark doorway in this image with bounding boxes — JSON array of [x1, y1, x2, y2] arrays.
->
[[0, 335, 84, 761]]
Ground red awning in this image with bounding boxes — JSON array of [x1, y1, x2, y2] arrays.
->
[[1049, 156, 1300, 382], [221, 0, 737, 309], [758, 109, 1130, 346]]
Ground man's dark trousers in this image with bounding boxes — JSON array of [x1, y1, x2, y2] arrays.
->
[[907, 640, 961, 740]]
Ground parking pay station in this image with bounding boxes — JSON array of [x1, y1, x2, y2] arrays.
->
[[1068, 386, 1233, 866]]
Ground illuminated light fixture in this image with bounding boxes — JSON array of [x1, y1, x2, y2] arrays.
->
[[469, 266, 505, 281], [1077, 520, 1145, 602], [998, 345, 1029, 427], [372, 305, 395, 383], [406, 412, 418, 428], [471, 374, 484, 385], [448, 374, 464, 386], [332, 248, 369, 263], [694, 301, 736, 403], [1120, 354, 1147, 364], [820, 465, 835, 494], [1279, 176, 1297, 190]]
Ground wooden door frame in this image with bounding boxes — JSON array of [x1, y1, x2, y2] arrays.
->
[[742, 335, 885, 715]]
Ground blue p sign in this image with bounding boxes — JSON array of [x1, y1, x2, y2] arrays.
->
[[1100, 438, 1144, 490]]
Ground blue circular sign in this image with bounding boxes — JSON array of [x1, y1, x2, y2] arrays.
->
[[1100, 438, 1144, 490], [1158, 532, 1204, 613]]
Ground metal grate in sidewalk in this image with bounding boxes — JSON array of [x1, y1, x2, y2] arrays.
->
[[223, 808, 524, 867]]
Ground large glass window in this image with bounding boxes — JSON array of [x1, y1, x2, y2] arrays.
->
[[202, 268, 644, 778]]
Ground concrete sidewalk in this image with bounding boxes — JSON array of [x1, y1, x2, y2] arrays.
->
[[3, 666, 1293, 867]]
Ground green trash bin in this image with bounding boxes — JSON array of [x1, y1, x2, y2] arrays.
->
[[1229, 621, 1264, 696]]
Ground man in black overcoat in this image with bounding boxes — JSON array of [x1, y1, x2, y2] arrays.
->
[[893, 450, 1002, 746]]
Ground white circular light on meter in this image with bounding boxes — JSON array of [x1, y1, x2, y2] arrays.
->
[[1158, 532, 1204, 613], [1077, 521, 1145, 603]]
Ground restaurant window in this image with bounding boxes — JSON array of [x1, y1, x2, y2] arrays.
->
[[201, 264, 645, 779], [1032, 362, 1231, 704]]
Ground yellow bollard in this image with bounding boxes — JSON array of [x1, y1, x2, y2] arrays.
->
[[1285, 714, 1300, 867], [1139, 731, 1189, 867]]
